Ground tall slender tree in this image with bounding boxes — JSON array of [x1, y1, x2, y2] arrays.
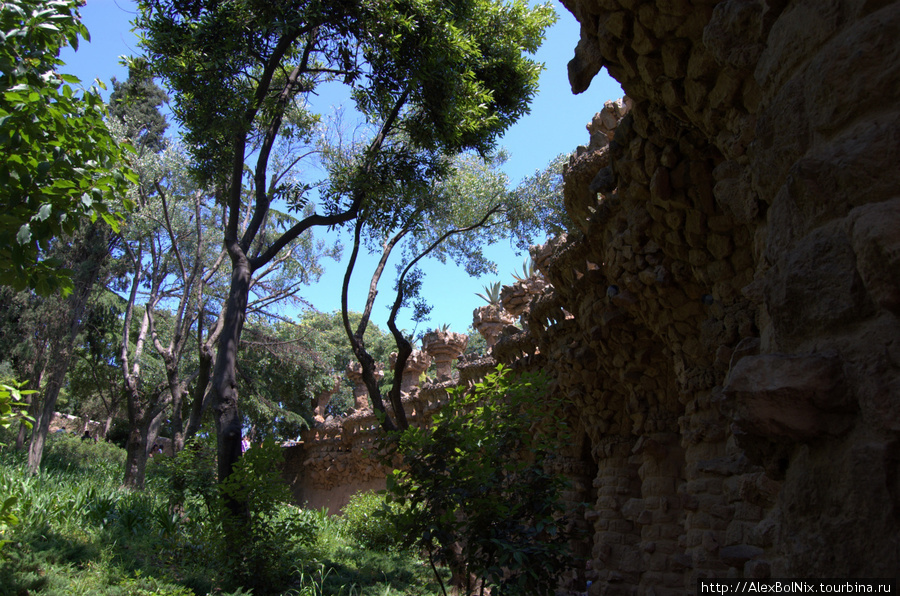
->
[[137, 0, 557, 501]]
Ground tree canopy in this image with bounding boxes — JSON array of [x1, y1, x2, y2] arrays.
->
[[0, 0, 135, 296], [135, 0, 557, 492]]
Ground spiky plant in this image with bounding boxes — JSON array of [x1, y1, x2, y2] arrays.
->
[[510, 257, 535, 282], [475, 281, 502, 306]]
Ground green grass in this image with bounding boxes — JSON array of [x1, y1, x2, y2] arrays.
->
[[0, 433, 446, 595]]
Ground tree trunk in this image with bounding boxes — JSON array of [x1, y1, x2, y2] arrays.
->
[[16, 347, 47, 450], [164, 364, 188, 453], [102, 412, 114, 438], [185, 331, 216, 445], [26, 225, 108, 472], [27, 353, 70, 473], [123, 398, 166, 489], [211, 252, 252, 512], [122, 405, 148, 489]]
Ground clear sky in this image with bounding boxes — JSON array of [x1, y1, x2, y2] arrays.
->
[[61, 0, 624, 335]]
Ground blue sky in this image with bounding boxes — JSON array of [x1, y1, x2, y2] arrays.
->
[[61, 0, 623, 335]]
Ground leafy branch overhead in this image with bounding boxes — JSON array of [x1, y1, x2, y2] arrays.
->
[[0, 0, 137, 295]]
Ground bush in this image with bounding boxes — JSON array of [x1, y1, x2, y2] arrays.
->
[[384, 364, 577, 596], [216, 438, 319, 594], [341, 490, 403, 552], [41, 431, 126, 475]]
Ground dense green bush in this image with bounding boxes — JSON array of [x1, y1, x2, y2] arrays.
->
[[384, 364, 577, 596], [40, 431, 126, 475], [341, 490, 404, 552], [216, 438, 319, 594]]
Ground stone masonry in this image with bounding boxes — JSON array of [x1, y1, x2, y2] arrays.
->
[[284, 0, 900, 590], [540, 0, 899, 590]]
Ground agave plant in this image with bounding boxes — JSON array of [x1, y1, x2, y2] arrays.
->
[[510, 257, 535, 282], [475, 281, 502, 306]]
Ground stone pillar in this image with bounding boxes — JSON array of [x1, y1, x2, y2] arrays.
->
[[345, 361, 383, 411], [421, 330, 468, 382], [587, 437, 642, 595], [472, 304, 514, 349], [681, 392, 732, 583], [313, 377, 340, 423], [389, 349, 432, 395], [635, 432, 687, 595]]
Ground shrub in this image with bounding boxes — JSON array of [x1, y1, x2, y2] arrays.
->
[[341, 490, 403, 552], [216, 438, 318, 594], [384, 364, 577, 596], [41, 431, 126, 475]]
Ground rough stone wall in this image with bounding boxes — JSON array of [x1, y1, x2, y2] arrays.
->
[[532, 0, 900, 591], [284, 0, 899, 587]]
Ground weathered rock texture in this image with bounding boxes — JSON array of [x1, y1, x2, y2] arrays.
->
[[285, 0, 900, 588], [545, 0, 900, 590]]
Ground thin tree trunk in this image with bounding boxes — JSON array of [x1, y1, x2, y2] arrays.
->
[[16, 343, 48, 450], [27, 350, 71, 473], [26, 225, 108, 473], [185, 345, 213, 443], [102, 412, 114, 438]]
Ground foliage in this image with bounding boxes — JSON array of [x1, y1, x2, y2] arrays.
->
[[0, 430, 440, 595], [151, 433, 218, 513], [503, 152, 574, 250], [384, 365, 576, 595], [475, 281, 502, 306], [0, 0, 135, 295], [340, 490, 405, 553], [464, 326, 488, 358], [216, 438, 315, 593], [108, 58, 169, 153], [298, 310, 397, 415], [39, 431, 126, 476], [510, 257, 535, 282], [0, 379, 34, 551], [0, 379, 35, 441]]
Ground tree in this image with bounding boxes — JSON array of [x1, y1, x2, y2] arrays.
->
[[295, 310, 397, 415], [238, 311, 396, 440], [0, 0, 135, 295], [336, 149, 569, 431], [66, 289, 127, 438], [25, 222, 117, 474], [136, 0, 557, 503], [385, 365, 575, 595], [336, 150, 508, 430], [108, 58, 169, 154]]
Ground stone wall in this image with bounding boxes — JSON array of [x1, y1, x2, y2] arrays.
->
[[284, 0, 899, 589], [533, 0, 899, 591]]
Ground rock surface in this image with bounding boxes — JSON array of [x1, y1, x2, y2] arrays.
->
[[285, 0, 900, 589]]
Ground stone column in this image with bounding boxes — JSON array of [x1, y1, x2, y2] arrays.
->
[[313, 377, 340, 423], [421, 330, 468, 382], [681, 392, 732, 583], [389, 349, 432, 395], [345, 361, 383, 411], [635, 431, 687, 595], [472, 304, 514, 349], [587, 437, 642, 595]]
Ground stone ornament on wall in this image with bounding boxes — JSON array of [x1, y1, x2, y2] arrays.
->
[[421, 330, 467, 382]]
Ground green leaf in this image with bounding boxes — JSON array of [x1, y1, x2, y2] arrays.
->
[[16, 223, 31, 245]]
